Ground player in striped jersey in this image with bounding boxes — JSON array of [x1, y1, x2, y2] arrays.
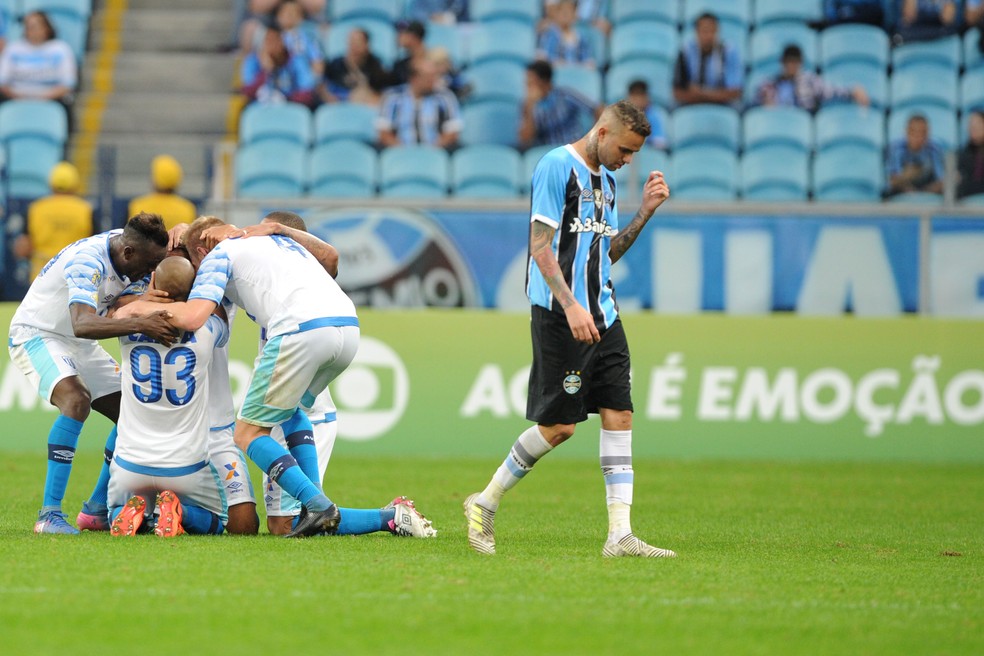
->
[[465, 101, 677, 558]]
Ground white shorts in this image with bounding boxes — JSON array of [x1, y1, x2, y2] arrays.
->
[[240, 325, 359, 427], [264, 418, 337, 517], [207, 425, 256, 508], [108, 457, 228, 523], [8, 332, 121, 402]]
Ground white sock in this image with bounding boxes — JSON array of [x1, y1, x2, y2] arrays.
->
[[479, 425, 553, 511], [601, 428, 633, 540]]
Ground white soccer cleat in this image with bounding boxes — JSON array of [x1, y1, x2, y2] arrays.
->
[[388, 496, 437, 538], [602, 534, 677, 558], [463, 492, 496, 555]]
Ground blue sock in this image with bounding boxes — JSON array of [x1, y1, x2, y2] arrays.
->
[[336, 508, 394, 535], [281, 409, 320, 489], [246, 435, 333, 512], [181, 502, 225, 535], [84, 426, 117, 510], [42, 415, 84, 511]]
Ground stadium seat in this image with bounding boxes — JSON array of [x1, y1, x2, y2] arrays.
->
[[461, 60, 526, 105], [753, 0, 821, 26], [740, 146, 810, 201], [742, 106, 812, 153], [464, 21, 536, 66], [888, 106, 958, 151], [425, 21, 463, 68], [313, 102, 376, 146], [239, 102, 312, 148], [958, 193, 984, 206], [815, 104, 885, 152], [451, 144, 522, 198], [553, 65, 603, 106], [886, 191, 943, 205], [717, 20, 749, 63], [605, 60, 672, 107], [460, 101, 521, 148], [823, 62, 889, 108], [610, 0, 678, 25], [966, 29, 983, 71], [609, 20, 678, 67], [469, 0, 540, 24], [323, 19, 397, 67], [0, 100, 68, 146], [743, 67, 773, 107], [961, 69, 984, 114], [683, 0, 750, 29], [379, 145, 449, 198], [890, 64, 958, 111], [308, 139, 377, 198], [672, 145, 738, 200], [330, 0, 399, 22], [520, 144, 555, 193], [891, 35, 962, 71], [22, 0, 91, 19], [819, 24, 889, 71], [43, 13, 88, 61], [749, 21, 818, 77], [812, 145, 883, 202], [578, 23, 608, 68], [235, 141, 307, 199], [671, 104, 740, 151], [5, 139, 62, 198]]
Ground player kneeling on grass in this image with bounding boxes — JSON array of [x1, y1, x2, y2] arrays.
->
[[108, 256, 230, 537]]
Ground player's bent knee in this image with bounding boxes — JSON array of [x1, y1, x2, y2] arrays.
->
[[267, 515, 294, 536], [540, 423, 576, 446], [225, 503, 259, 535], [50, 380, 92, 421]]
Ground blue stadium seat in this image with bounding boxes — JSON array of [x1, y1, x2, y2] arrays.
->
[[469, 0, 540, 23], [235, 141, 307, 199], [672, 145, 738, 200], [451, 144, 522, 198], [464, 21, 536, 66], [743, 67, 773, 107], [961, 69, 984, 114], [886, 191, 943, 205], [891, 35, 962, 71], [553, 65, 603, 106], [578, 23, 608, 68], [815, 104, 885, 152], [609, 20, 678, 67], [743, 106, 812, 153], [313, 102, 376, 146], [717, 20, 749, 63], [888, 106, 958, 151], [425, 21, 463, 68], [812, 145, 883, 202], [462, 60, 526, 105], [520, 144, 555, 193], [330, 0, 399, 22], [22, 0, 92, 19], [0, 100, 68, 146], [740, 146, 810, 201], [959, 193, 984, 206], [671, 104, 740, 151], [239, 102, 312, 148], [966, 29, 983, 71], [749, 21, 818, 77], [460, 101, 521, 147], [683, 0, 750, 29], [824, 62, 889, 108], [610, 0, 680, 26], [819, 24, 889, 70], [605, 60, 672, 107], [753, 0, 821, 25], [323, 19, 397, 67], [890, 64, 958, 111], [309, 139, 377, 198], [5, 139, 61, 198], [379, 145, 449, 198]]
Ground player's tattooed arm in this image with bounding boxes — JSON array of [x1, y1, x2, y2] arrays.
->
[[529, 221, 576, 309], [609, 210, 648, 264], [610, 170, 669, 264]]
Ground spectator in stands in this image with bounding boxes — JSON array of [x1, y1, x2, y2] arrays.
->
[[240, 25, 317, 107], [128, 155, 198, 231], [239, 0, 327, 54], [756, 44, 869, 112], [320, 27, 389, 105], [823, 0, 887, 26], [885, 114, 945, 197], [276, 0, 324, 77], [0, 11, 76, 110], [957, 110, 984, 199], [13, 162, 92, 282], [537, 0, 595, 68], [390, 20, 428, 88], [672, 12, 743, 108], [429, 46, 467, 98], [894, 0, 960, 43], [626, 80, 666, 149], [967, 1, 984, 53], [0, 10, 7, 54], [543, 0, 611, 37], [519, 60, 600, 149], [376, 57, 462, 149], [402, 0, 467, 25]]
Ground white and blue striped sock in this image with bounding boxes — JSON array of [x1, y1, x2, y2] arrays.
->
[[601, 428, 634, 541], [479, 425, 553, 511]]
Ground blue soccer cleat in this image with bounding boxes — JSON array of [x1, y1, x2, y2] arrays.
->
[[34, 510, 80, 535]]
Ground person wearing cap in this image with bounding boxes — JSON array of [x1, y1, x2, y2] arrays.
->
[[755, 44, 869, 112], [14, 161, 93, 281], [127, 155, 197, 231], [389, 19, 427, 87]]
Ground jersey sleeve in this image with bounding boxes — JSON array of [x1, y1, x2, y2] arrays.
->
[[188, 246, 232, 304], [63, 246, 106, 308], [120, 275, 150, 298], [530, 152, 568, 229], [204, 314, 230, 349]]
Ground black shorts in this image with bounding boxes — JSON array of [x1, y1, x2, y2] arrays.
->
[[526, 305, 633, 425]]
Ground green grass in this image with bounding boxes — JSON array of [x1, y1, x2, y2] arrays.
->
[[1, 453, 982, 655]]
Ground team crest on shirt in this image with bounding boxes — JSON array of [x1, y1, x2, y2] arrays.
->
[[563, 371, 582, 395]]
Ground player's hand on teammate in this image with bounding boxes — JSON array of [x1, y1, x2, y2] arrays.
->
[[565, 303, 601, 344], [140, 272, 172, 304], [640, 170, 669, 215], [167, 223, 189, 252], [134, 309, 179, 346]]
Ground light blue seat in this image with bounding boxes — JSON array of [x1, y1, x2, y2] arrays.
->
[[891, 64, 958, 111], [717, 20, 749, 63], [553, 65, 603, 106], [22, 0, 91, 19], [966, 29, 983, 71], [886, 191, 943, 205], [815, 104, 885, 152], [469, 0, 540, 23], [812, 145, 883, 201], [891, 35, 961, 71], [749, 21, 818, 76], [824, 62, 889, 107], [235, 141, 307, 199], [671, 104, 740, 151], [323, 18, 397, 67], [379, 145, 449, 198], [425, 21, 462, 68], [743, 67, 773, 107], [451, 144, 521, 197], [464, 20, 536, 66], [672, 145, 738, 200], [239, 102, 312, 147], [521, 144, 555, 193], [460, 101, 521, 147], [609, 20, 678, 67], [462, 60, 526, 105], [313, 102, 376, 146], [683, 0, 750, 29], [578, 23, 608, 68], [742, 106, 812, 153], [605, 60, 672, 107], [0, 100, 68, 146], [959, 193, 984, 206], [611, 0, 679, 25], [5, 139, 61, 198], [741, 146, 810, 201], [308, 139, 377, 198], [888, 106, 958, 151], [330, 0, 399, 22], [961, 68, 984, 114], [819, 24, 889, 70], [753, 0, 821, 25]]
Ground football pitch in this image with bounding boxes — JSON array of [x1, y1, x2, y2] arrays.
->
[[2, 452, 982, 655]]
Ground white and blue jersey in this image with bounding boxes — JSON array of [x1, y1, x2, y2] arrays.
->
[[527, 144, 620, 330]]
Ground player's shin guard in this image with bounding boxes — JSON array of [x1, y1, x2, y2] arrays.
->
[[247, 436, 332, 512], [480, 425, 553, 511], [85, 426, 117, 508], [42, 415, 83, 510], [281, 409, 320, 490], [181, 503, 225, 535], [600, 429, 634, 540]]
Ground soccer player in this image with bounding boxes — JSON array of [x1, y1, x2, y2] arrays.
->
[[109, 256, 229, 537], [464, 101, 677, 558], [8, 213, 175, 534]]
